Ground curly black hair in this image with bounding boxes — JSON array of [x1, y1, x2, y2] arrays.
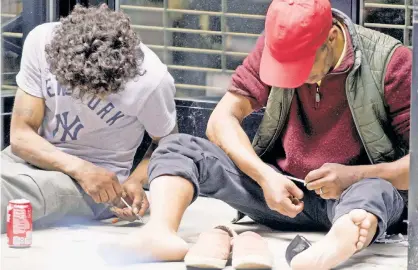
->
[[45, 4, 144, 98]]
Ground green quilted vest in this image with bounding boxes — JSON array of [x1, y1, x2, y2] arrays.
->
[[252, 9, 408, 164]]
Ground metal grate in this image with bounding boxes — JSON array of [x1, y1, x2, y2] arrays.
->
[[1, 1, 23, 37], [1, 0, 23, 93], [123, 0, 415, 98], [121, 0, 269, 98], [4, 1, 412, 96], [361, 0, 414, 47]]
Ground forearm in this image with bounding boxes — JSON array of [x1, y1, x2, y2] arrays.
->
[[207, 115, 272, 184], [128, 141, 157, 184], [355, 154, 410, 190], [10, 127, 86, 178]]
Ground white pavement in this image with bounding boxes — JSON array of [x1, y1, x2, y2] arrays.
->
[[1, 196, 407, 270]]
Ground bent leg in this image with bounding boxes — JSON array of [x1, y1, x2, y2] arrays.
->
[[117, 134, 329, 262], [148, 134, 329, 230], [291, 178, 405, 270], [1, 147, 112, 233]]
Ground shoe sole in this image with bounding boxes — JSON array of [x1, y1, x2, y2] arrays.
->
[[232, 255, 273, 269], [184, 255, 227, 269]]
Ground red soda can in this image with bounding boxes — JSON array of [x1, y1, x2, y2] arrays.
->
[[7, 199, 32, 248]]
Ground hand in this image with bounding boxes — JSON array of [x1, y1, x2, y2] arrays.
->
[[73, 162, 123, 204], [110, 177, 149, 221], [259, 168, 304, 218], [305, 163, 360, 199]]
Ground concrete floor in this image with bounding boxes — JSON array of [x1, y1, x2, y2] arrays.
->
[[1, 197, 407, 270]]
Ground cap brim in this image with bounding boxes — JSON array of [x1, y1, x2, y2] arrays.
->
[[260, 47, 316, 88]]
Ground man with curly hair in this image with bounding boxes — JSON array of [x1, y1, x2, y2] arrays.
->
[[1, 4, 177, 232]]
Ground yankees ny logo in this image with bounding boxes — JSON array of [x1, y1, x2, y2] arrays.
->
[[53, 112, 84, 142]]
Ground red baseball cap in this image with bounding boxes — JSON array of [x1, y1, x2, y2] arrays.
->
[[260, 0, 332, 88]]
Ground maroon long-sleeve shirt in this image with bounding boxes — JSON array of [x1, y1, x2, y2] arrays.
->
[[230, 29, 411, 179]]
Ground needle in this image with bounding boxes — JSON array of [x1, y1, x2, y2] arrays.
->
[[120, 197, 143, 222], [285, 175, 306, 185]]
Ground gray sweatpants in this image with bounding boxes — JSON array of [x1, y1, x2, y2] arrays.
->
[[148, 134, 407, 239], [1, 147, 114, 233]]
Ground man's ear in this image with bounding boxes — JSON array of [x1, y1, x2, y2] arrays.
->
[[327, 26, 339, 45]]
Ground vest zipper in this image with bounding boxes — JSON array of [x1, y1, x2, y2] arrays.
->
[[315, 85, 321, 109], [313, 69, 346, 109]]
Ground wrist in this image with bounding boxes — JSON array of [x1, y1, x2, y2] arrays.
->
[[373, 162, 396, 183], [356, 162, 392, 182], [65, 158, 91, 181], [252, 163, 279, 187]]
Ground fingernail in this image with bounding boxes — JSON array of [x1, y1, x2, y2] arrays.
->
[[133, 207, 139, 214], [122, 192, 127, 198]]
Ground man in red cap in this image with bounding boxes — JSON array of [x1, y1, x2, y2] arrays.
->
[[113, 0, 411, 268]]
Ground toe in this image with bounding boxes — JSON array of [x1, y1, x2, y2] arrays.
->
[[359, 236, 367, 244], [349, 209, 367, 225], [361, 219, 372, 229], [360, 229, 369, 237]]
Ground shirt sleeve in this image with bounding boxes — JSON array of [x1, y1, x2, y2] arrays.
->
[[15, 25, 44, 98], [384, 46, 412, 144], [229, 33, 271, 110], [137, 72, 177, 138]]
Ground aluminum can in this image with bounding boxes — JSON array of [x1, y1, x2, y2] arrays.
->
[[7, 199, 32, 247]]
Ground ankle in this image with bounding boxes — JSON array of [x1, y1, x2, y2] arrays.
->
[[146, 219, 178, 234]]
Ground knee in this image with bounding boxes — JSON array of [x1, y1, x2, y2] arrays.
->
[[148, 134, 202, 178], [157, 134, 189, 149], [351, 178, 394, 192], [344, 178, 397, 199], [151, 134, 192, 158], [361, 177, 393, 190], [151, 134, 212, 162]]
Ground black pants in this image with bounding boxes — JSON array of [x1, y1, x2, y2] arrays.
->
[[148, 134, 407, 240]]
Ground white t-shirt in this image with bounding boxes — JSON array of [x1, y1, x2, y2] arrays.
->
[[16, 23, 176, 182]]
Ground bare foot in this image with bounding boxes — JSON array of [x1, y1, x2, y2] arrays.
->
[[99, 222, 189, 264], [291, 209, 378, 270]]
